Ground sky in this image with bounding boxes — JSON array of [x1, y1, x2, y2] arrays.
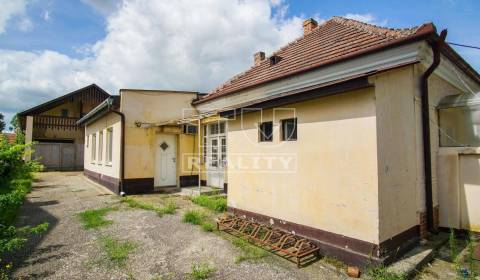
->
[[0, 0, 479, 129]]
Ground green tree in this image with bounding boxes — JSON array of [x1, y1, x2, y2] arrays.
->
[[0, 113, 5, 132]]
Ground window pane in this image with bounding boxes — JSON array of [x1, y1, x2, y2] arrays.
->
[[259, 122, 273, 142], [219, 122, 225, 134], [281, 118, 297, 141]]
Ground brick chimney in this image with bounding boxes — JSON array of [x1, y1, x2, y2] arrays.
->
[[303, 18, 318, 35], [254, 51, 265, 66]]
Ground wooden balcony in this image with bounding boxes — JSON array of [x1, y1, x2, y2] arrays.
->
[[33, 115, 81, 130]]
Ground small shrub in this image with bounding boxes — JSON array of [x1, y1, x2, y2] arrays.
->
[[367, 266, 406, 280], [190, 195, 227, 213], [183, 210, 206, 225], [187, 262, 215, 280], [231, 237, 266, 263], [161, 201, 177, 215], [99, 236, 136, 267], [201, 222, 215, 232], [78, 208, 115, 229]]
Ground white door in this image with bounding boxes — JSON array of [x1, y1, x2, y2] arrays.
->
[[155, 134, 177, 187], [206, 122, 226, 188]]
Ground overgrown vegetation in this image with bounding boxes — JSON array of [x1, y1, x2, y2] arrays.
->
[[99, 235, 136, 267], [78, 208, 116, 229], [201, 222, 215, 232], [183, 210, 206, 225], [231, 237, 267, 263], [0, 134, 47, 276], [367, 266, 406, 280], [449, 228, 459, 261], [187, 262, 215, 280], [190, 195, 227, 213], [121, 197, 177, 216]]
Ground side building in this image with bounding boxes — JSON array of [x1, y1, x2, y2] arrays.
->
[[18, 84, 110, 170], [77, 89, 204, 194]]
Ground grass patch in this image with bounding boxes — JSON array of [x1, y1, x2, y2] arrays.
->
[[78, 207, 116, 229], [183, 210, 206, 225], [190, 195, 227, 213], [201, 222, 215, 232], [231, 237, 266, 263], [367, 266, 406, 280], [99, 235, 136, 267], [187, 262, 215, 280], [121, 197, 177, 216], [121, 197, 158, 211], [161, 201, 178, 215]]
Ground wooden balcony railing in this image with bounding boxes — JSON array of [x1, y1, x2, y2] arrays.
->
[[33, 115, 80, 130]]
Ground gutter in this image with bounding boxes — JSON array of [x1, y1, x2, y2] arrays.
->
[[421, 29, 447, 233], [106, 98, 126, 196]]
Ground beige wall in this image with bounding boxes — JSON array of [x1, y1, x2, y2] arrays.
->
[[84, 112, 122, 179], [438, 148, 480, 232], [120, 90, 199, 180], [227, 88, 380, 244], [373, 66, 419, 242]]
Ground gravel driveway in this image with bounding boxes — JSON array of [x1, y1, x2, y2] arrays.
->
[[5, 172, 348, 280]]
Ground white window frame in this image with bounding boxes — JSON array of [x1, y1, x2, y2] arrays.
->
[[98, 131, 103, 164], [106, 127, 113, 165], [91, 133, 96, 162]]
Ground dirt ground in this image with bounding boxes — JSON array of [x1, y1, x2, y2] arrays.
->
[[5, 172, 349, 280]]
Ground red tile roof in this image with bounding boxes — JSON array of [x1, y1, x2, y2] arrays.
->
[[197, 16, 437, 104]]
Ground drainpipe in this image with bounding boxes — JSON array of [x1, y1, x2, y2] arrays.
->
[[421, 29, 447, 233], [107, 98, 126, 196]]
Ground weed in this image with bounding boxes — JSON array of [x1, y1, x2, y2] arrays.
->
[[465, 232, 478, 279], [99, 235, 136, 267], [449, 228, 458, 261], [190, 195, 227, 213], [161, 201, 177, 215], [187, 262, 215, 280], [121, 197, 158, 211], [183, 210, 206, 225], [367, 266, 406, 280], [231, 237, 266, 263], [201, 222, 215, 232], [78, 208, 115, 229]]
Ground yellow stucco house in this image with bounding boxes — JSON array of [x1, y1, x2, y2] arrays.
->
[[192, 17, 480, 266], [77, 89, 208, 194], [78, 17, 480, 266]]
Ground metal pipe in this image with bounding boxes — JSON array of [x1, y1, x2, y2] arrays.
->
[[421, 29, 447, 233]]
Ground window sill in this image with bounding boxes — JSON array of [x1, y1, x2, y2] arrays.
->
[[105, 163, 112, 167]]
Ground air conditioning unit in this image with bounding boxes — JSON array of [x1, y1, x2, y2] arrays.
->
[[183, 124, 198, 135]]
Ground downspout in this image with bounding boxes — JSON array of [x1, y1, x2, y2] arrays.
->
[[421, 29, 447, 233], [107, 98, 126, 196]]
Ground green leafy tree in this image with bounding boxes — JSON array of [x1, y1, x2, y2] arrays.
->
[[0, 113, 5, 132]]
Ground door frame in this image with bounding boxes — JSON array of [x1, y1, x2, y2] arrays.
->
[[154, 133, 178, 187], [205, 121, 227, 188]]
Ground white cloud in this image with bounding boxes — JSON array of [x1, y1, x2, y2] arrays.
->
[[42, 10, 51, 22], [0, 0, 303, 123], [0, 0, 31, 34], [343, 13, 388, 26]]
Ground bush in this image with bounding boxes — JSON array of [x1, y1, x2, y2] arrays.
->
[[0, 137, 46, 271], [190, 195, 227, 213]]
